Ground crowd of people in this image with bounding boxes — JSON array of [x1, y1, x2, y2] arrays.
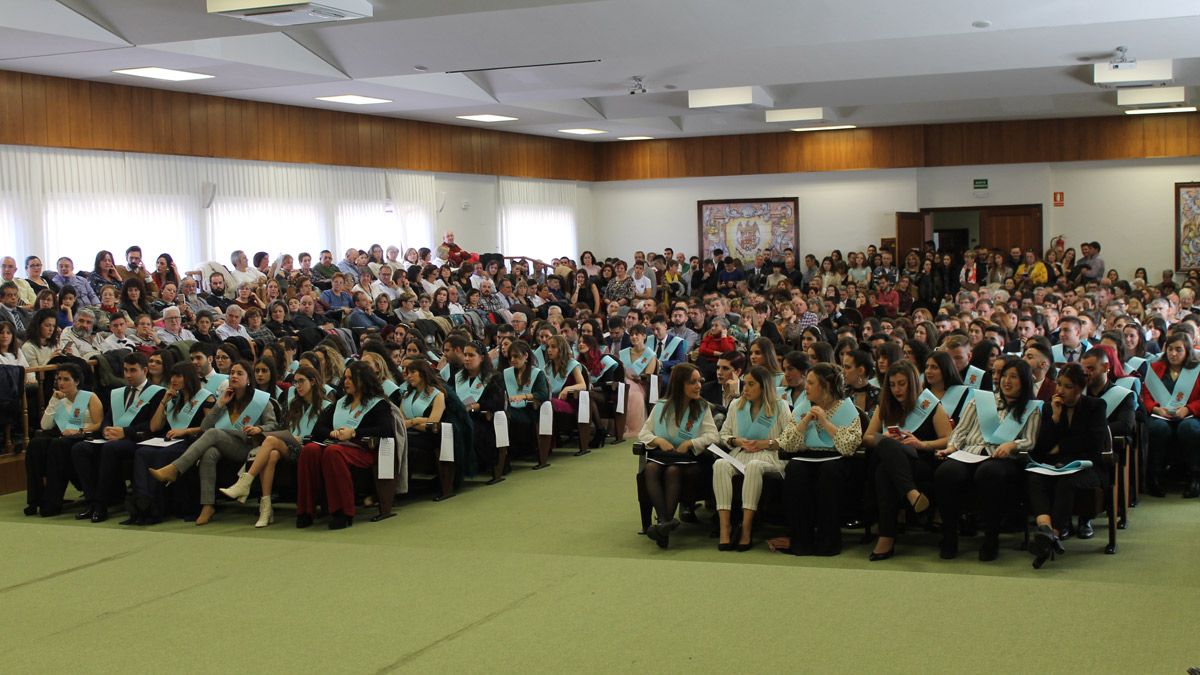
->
[[3, 232, 1198, 567]]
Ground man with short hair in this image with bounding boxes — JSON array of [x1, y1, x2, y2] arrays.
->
[[70, 351, 165, 523], [1017, 314, 1042, 342], [204, 273, 234, 311], [99, 314, 139, 352], [216, 305, 251, 341], [156, 306, 196, 344], [1023, 343, 1057, 403], [1052, 316, 1088, 364], [58, 308, 101, 358], [189, 343, 228, 394], [312, 250, 339, 281], [0, 281, 31, 339], [944, 335, 983, 389], [337, 248, 362, 284], [1079, 241, 1106, 282], [116, 245, 158, 295], [52, 257, 100, 307], [667, 306, 700, 352]]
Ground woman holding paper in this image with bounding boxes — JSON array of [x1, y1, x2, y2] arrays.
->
[[1026, 363, 1108, 568], [399, 359, 455, 499], [132, 364, 215, 525], [219, 365, 329, 527], [149, 360, 278, 525], [1142, 332, 1200, 498], [934, 357, 1042, 561], [619, 325, 657, 436], [866, 361, 952, 561], [713, 366, 791, 551], [638, 364, 719, 549], [769, 363, 863, 557], [456, 341, 508, 485]]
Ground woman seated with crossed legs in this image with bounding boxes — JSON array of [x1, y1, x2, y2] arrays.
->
[[713, 366, 790, 552], [865, 361, 952, 561], [220, 365, 329, 527], [637, 363, 719, 549]]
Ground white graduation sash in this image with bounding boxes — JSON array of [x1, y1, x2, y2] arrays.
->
[[802, 398, 857, 449], [973, 394, 1042, 445], [110, 384, 164, 427], [1144, 364, 1200, 411], [901, 389, 941, 434]]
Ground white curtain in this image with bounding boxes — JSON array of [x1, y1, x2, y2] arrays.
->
[[498, 177, 579, 264], [0, 144, 438, 271]]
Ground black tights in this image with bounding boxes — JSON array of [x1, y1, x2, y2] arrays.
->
[[643, 462, 696, 522]]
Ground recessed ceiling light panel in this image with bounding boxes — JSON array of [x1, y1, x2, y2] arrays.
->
[[456, 114, 519, 123], [316, 94, 392, 105], [766, 107, 826, 123], [1124, 106, 1196, 115], [112, 67, 214, 81], [790, 124, 857, 132], [618, 136, 655, 141], [559, 128, 607, 135]]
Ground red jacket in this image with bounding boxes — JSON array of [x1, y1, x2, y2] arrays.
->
[[1142, 360, 1200, 417], [699, 334, 735, 359]]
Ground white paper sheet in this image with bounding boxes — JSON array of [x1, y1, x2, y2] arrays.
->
[[377, 438, 395, 479], [616, 382, 626, 414], [88, 438, 106, 444], [493, 411, 510, 447], [1150, 413, 1175, 421], [140, 437, 183, 448], [577, 390, 590, 423], [538, 401, 554, 435], [790, 454, 842, 463], [706, 444, 745, 473], [1025, 464, 1082, 476], [947, 450, 989, 464], [438, 423, 454, 462], [648, 376, 660, 404]]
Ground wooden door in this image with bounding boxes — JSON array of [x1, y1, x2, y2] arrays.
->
[[895, 211, 925, 259], [979, 205, 1042, 252]]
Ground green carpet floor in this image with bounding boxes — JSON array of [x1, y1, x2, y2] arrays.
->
[[2, 441, 1198, 673]]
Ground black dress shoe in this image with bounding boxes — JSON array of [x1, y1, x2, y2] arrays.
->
[[939, 536, 959, 560], [1058, 525, 1075, 541], [679, 507, 698, 524], [979, 537, 999, 562], [1076, 519, 1095, 539], [90, 509, 108, 523], [869, 549, 894, 562], [23, 505, 38, 516], [717, 541, 734, 552], [118, 515, 140, 526], [1183, 479, 1200, 499], [74, 507, 95, 521], [1145, 477, 1166, 498], [296, 514, 314, 529], [328, 513, 353, 530]]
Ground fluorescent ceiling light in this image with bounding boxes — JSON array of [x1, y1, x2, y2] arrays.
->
[[316, 94, 392, 105], [790, 124, 857, 132], [765, 107, 825, 123], [456, 114, 518, 123], [688, 86, 772, 109], [618, 136, 655, 141], [112, 67, 214, 81], [1124, 106, 1196, 115], [1117, 86, 1185, 106], [559, 128, 606, 135]]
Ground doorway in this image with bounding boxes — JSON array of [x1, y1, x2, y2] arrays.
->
[[894, 204, 1043, 258]]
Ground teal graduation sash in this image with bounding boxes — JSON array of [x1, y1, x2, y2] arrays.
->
[[1100, 384, 1134, 418], [939, 385, 974, 421], [589, 355, 618, 386], [901, 389, 941, 434], [215, 389, 271, 431], [292, 400, 327, 439], [963, 365, 985, 389], [54, 390, 93, 431], [652, 401, 704, 446], [1051, 340, 1091, 364], [504, 366, 542, 408], [110, 384, 164, 427], [382, 379, 400, 399], [287, 359, 299, 375], [1114, 376, 1141, 409], [1144, 364, 1200, 411], [734, 399, 778, 440], [454, 371, 488, 406], [332, 396, 382, 431], [803, 398, 857, 449], [789, 391, 811, 422], [165, 388, 213, 430], [1124, 356, 1146, 374], [973, 394, 1042, 445], [545, 358, 580, 395], [531, 345, 547, 370], [438, 363, 451, 382], [619, 347, 653, 377], [201, 372, 228, 393], [648, 334, 683, 361], [401, 387, 438, 419], [772, 372, 784, 389]]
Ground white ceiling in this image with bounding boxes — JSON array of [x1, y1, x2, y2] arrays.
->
[[3, 0, 1200, 140]]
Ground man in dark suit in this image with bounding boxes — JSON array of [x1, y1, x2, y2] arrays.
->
[[70, 351, 165, 523], [0, 282, 32, 339], [1026, 363, 1108, 562]]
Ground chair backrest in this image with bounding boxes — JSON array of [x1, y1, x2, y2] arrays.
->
[[0, 364, 23, 403]]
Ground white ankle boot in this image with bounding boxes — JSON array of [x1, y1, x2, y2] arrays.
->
[[255, 496, 273, 528], [219, 472, 254, 504]]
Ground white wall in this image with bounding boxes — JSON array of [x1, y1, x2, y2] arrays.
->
[[434, 173, 499, 254], [587, 170, 919, 261], [917, 163, 1050, 210]]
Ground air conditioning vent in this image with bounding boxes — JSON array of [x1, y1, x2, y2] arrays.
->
[[207, 0, 372, 27]]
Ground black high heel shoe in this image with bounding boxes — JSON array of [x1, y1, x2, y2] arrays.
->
[[1030, 524, 1059, 569], [868, 548, 895, 561]]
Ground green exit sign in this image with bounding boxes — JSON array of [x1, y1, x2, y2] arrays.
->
[[973, 179, 989, 190]]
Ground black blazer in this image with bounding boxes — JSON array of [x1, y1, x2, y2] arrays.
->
[[1030, 394, 1107, 467]]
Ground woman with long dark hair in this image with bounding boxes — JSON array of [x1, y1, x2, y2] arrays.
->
[[935, 357, 1042, 561], [456, 340, 508, 484], [503, 341, 551, 468], [1142, 332, 1200, 497], [637, 363, 719, 549]]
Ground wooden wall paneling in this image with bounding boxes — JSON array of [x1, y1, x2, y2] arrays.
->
[[43, 77, 71, 148], [755, 134, 781, 175], [149, 90, 172, 156], [109, 84, 136, 151], [0, 72, 20, 145], [777, 133, 802, 173], [721, 135, 743, 175], [167, 92, 192, 157], [65, 80, 93, 149], [188, 93, 211, 158], [206, 97, 226, 158], [223, 99, 245, 160], [701, 136, 722, 176], [19, 74, 49, 147]]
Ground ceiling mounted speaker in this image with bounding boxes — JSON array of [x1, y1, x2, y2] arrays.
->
[[201, 182, 217, 209], [207, 0, 372, 26]]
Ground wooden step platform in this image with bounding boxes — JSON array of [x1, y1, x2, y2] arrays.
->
[[0, 453, 25, 496]]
